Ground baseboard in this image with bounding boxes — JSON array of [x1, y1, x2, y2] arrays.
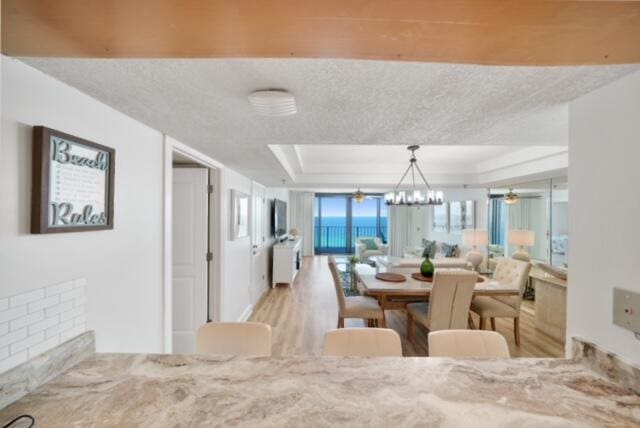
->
[[0, 331, 95, 409], [238, 304, 254, 322]]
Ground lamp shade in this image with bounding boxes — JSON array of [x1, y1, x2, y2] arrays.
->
[[508, 229, 535, 247], [462, 229, 488, 247]]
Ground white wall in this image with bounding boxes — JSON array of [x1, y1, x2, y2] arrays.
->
[[219, 168, 253, 322], [424, 188, 488, 247], [568, 70, 640, 363], [218, 175, 287, 321], [1, 56, 164, 356]]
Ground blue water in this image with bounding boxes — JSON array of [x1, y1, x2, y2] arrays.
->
[[314, 216, 388, 251]]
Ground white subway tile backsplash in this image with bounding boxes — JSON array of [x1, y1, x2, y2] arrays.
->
[[60, 324, 86, 342], [73, 314, 86, 327], [0, 306, 28, 324], [10, 310, 45, 331], [46, 300, 73, 318], [0, 278, 87, 372], [9, 289, 45, 308], [61, 305, 85, 322], [46, 320, 74, 339], [28, 295, 60, 313], [45, 281, 74, 297], [60, 288, 83, 303], [29, 315, 60, 335], [0, 328, 27, 348], [11, 331, 45, 354], [28, 336, 60, 358]]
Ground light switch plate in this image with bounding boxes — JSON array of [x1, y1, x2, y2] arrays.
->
[[613, 288, 640, 333]]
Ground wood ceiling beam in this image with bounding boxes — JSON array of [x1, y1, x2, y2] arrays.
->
[[2, 0, 640, 65]]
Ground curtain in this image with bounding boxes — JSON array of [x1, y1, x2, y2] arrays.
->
[[289, 191, 315, 256], [388, 205, 412, 257], [508, 198, 533, 230], [508, 197, 548, 260], [489, 199, 505, 246]]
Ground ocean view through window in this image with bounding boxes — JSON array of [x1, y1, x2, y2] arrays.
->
[[314, 194, 388, 254]]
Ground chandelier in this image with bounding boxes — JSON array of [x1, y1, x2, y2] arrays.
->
[[384, 146, 443, 206], [352, 188, 366, 203], [504, 188, 519, 205]]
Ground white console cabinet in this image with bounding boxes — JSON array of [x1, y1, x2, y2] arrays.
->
[[272, 237, 302, 287]]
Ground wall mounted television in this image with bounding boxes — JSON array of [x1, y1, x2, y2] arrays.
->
[[272, 199, 287, 239]]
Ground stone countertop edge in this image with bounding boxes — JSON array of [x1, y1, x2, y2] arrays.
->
[[1, 332, 638, 418], [0, 330, 95, 409], [572, 336, 640, 395]]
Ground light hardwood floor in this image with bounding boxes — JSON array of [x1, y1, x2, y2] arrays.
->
[[250, 256, 565, 357]]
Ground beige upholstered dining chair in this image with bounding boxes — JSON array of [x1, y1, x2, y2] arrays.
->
[[196, 322, 272, 356], [328, 256, 385, 328], [322, 328, 402, 357], [406, 270, 478, 341], [469, 257, 531, 346], [428, 330, 510, 357]]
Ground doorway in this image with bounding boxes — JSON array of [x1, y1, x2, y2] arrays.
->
[[171, 164, 209, 353], [164, 137, 223, 354]]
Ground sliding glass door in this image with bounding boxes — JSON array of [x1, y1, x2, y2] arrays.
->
[[315, 195, 349, 254], [314, 194, 388, 254]]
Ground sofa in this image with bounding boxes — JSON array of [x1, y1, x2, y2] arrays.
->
[[402, 240, 476, 270], [355, 237, 388, 263]]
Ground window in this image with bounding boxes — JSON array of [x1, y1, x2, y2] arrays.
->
[[314, 194, 388, 254]]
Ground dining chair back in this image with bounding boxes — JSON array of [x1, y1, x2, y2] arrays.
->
[[428, 330, 510, 357], [328, 256, 347, 314], [322, 328, 402, 357], [196, 322, 272, 356], [492, 258, 532, 311], [428, 270, 478, 331]]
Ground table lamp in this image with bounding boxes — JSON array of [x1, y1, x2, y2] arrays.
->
[[508, 229, 535, 262], [462, 229, 488, 271]]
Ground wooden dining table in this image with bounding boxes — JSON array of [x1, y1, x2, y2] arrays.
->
[[355, 264, 521, 311]]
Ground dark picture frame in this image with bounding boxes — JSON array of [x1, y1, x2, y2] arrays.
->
[[31, 126, 115, 234]]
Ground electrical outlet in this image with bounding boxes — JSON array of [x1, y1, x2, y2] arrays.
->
[[613, 288, 640, 333]]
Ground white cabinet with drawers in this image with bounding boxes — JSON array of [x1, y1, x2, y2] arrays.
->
[[272, 237, 302, 287]]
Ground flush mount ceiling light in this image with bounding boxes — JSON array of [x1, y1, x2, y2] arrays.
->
[[248, 89, 297, 116], [504, 188, 519, 205], [384, 145, 444, 206]]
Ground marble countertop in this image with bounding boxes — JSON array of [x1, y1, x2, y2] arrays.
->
[[1, 353, 638, 427], [530, 268, 568, 288]]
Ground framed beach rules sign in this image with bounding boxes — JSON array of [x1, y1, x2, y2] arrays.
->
[[31, 126, 115, 234]]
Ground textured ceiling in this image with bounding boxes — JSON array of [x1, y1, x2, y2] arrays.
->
[[22, 58, 639, 186]]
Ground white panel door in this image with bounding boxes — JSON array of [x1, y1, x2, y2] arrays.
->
[[172, 168, 208, 353], [251, 184, 267, 305]]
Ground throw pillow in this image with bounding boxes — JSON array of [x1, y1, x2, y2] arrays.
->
[[442, 243, 459, 257], [360, 238, 379, 250], [421, 239, 436, 258]]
